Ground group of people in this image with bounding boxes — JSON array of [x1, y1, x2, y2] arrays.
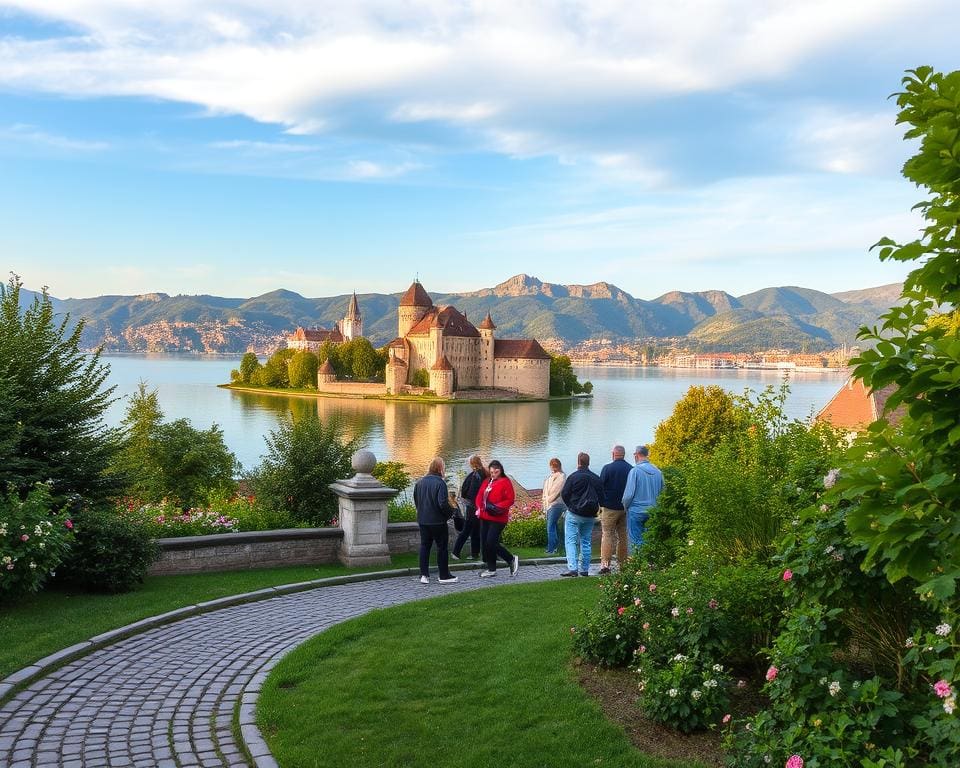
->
[[412, 445, 663, 583]]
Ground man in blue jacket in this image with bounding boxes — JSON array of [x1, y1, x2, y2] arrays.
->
[[621, 445, 664, 553]]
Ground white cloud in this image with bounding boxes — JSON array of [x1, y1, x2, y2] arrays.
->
[[345, 159, 421, 179], [0, 123, 109, 151], [790, 108, 907, 175]]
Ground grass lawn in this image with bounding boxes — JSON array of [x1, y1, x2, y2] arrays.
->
[[257, 579, 708, 768], [0, 547, 551, 680]]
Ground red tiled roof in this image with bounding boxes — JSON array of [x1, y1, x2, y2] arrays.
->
[[815, 378, 905, 430], [289, 326, 343, 343], [479, 311, 496, 330], [399, 281, 433, 308], [319, 359, 335, 374], [407, 306, 480, 338], [432, 355, 453, 371], [494, 339, 551, 360]]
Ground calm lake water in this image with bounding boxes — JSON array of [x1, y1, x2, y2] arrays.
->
[[100, 355, 847, 490]]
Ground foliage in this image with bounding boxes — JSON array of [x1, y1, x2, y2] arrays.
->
[[548, 353, 590, 396], [411, 367, 429, 387], [387, 498, 417, 523], [253, 348, 296, 388], [0, 483, 73, 600], [636, 653, 732, 733], [0, 275, 121, 504], [288, 351, 318, 388], [239, 352, 260, 383], [57, 506, 159, 593], [639, 465, 692, 567], [501, 500, 546, 548], [249, 412, 359, 526], [118, 498, 239, 537], [112, 383, 239, 508], [651, 385, 740, 468], [372, 461, 410, 491]]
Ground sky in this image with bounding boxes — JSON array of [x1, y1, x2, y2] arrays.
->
[[1, 1, 956, 301]]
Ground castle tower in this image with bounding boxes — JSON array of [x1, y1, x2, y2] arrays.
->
[[317, 358, 337, 386], [478, 310, 496, 388], [398, 280, 433, 338], [341, 292, 363, 341], [430, 355, 454, 398]]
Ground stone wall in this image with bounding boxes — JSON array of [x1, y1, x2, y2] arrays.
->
[[315, 381, 387, 396], [494, 357, 550, 397]]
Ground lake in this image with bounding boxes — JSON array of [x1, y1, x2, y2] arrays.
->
[[100, 355, 847, 490]]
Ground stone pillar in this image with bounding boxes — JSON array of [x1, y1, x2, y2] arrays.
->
[[329, 449, 399, 566]]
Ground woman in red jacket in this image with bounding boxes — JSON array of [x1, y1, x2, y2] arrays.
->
[[474, 459, 519, 578]]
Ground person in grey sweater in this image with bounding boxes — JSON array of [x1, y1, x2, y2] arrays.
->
[[413, 456, 459, 585]]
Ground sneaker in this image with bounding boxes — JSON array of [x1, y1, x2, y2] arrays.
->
[[419, 575, 429, 584], [450, 552, 461, 561], [545, 550, 557, 555], [579, 571, 590, 577], [560, 570, 579, 578], [509, 555, 520, 577], [599, 566, 611, 575], [479, 570, 497, 578], [438, 575, 459, 584]]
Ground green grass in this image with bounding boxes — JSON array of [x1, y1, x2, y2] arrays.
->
[[0, 547, 552, 680], [258, 580, 707, 768]]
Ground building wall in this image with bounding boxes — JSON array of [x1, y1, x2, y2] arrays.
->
[[494, 358, 550, 397], [315, 381, 388, 396]]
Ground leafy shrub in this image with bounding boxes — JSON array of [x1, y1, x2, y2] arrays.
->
[[411, 368, 429, 387], [640, 465, 692, 566], [58, 507, 159, 593], [502, 500, 546, 548], [651, 384, 739, 468], [0, 483, 72, 599], [373, 461, 410, 491], [387, 499, 416, 523], [119, 498, 239, 537], [636, 653, 732, 733], [249, 412, 358, 526]]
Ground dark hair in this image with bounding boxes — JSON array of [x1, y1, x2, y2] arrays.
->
[[488, 459, 505, 475], [577, 452, 590, 468]]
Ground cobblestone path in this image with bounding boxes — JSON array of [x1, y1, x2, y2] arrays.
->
[[0, 563, 569, 768]]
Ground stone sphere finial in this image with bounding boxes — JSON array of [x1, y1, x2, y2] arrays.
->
[[352, 449, 377, 475]]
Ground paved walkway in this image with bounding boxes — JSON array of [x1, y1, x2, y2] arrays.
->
[[0, 563, 570, 768]]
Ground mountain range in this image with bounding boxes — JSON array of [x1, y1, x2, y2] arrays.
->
[[18, 275, 902, 354]]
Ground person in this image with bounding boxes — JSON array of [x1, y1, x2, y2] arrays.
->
[[598, 445, 632, 575], [413, 456, 459, 585], [542, 457, 566, 555], [622, 445, 665, 552], [474, 459, 519, 578], [559, 452, 603, 577], [452, 455, 486, 560]]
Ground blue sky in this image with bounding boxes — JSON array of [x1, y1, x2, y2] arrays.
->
[[1, 1, 956, 301]]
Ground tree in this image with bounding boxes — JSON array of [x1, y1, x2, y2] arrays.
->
[[651, 384, 739, 467], [411, 368, 429, 387], [239, 352, 260, 384], [288, 351, 318, 388], [249, 412, 359, 526], [113, 382, 239, 507], [349, 338, 381, 380], [0, 275, 120, 503], [549, 353, 589, 396]]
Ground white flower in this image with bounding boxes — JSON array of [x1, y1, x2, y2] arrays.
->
[[905, 638, 915, 648], [704, 679, 718, 688], [823, 469, 840, 488], [819, 676, 828, 686], [672, 654, 688, 662], [935, 623, 952, 637], [671, 607, 680, 617], [687, 539, 694, 546], [712, 664, 723, 672], [764, 756, 772, 765], [852, 680, 861, 689], [615, 634, 620, 640], [668, 688, 678, 698], [691, 570, 699, 576], [29, 561, 37, 570], [819, 504, 829, 512], [824, 545, 835, 554], [828, 681, 841, 697], [945, 697, 956, 715], [691, 690, 703, 700]]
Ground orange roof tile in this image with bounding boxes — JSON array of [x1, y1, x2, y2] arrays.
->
[[399, 281, 433, 307], [432, 355, 453, 371], [407, 306, 480, 338], [494, 339, 551, 360]]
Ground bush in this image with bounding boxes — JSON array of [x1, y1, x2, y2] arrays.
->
[[387, 499, 416, 523], [57, 507, 159, 593], [640, 465, 692, 566], [636, 653, 733, 733], [651, 384, 739, 468], [0, 483, 72, 600], [373, 461, 410, 491], [118, 498, 239, 537], [249, 412, 359, 526], [502, 500, 547, 548]]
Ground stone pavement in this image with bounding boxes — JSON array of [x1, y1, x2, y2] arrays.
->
[[0, 562, 572, 768]]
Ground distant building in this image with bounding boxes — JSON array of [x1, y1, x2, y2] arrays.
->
[[286, 293, 363, 352], [815, 377, 905, 432]]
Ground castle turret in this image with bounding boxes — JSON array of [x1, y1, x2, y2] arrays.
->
[[317, 358, 337, 385], [479, 310, 496, 387], [430, 355, 454, 398], [341, 292, 362, 341], [398, 280, 433, 337]]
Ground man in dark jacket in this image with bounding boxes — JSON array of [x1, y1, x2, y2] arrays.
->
[[560, 452, 604, 577], [598, 445, 632, 575], [413, 456, 459, 585]]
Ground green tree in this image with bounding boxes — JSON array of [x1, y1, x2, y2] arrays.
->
[[288, 351, 318, 388], [372, 461, 410, 491], [651, 384, 739, 467], [239, 352, 260, 384], [113, 382, 239, 507], [0, 275, 120, 503], [349, 338, 382, 380], [549, 353, 588, 396], [317, 341, 345, 378], [411, 368, 429, 387], [249, 412, 359, 526]]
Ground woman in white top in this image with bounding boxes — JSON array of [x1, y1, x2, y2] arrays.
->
[[542, 457, 567, 555]]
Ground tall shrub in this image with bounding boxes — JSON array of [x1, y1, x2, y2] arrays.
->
[[651, 385, 739, 467], [0, 483, 73, 599]]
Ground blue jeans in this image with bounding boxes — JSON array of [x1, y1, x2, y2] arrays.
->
[[564, 512, 595, 573], [627, 509, 650, 552], [545, 502, 566, 553]]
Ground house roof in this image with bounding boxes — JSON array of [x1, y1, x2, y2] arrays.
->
[[432, 355, 453, 371], [399, 281, 433, 308], [407, 306, 480, 338], [289, 326, 344, 343], [318, 359, 335, 374], [479, 311, 496, 330], [494, 339, 551, 360], [815, 378, 905, 430]]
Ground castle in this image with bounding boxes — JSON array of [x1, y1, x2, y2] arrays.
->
[[286, 292, 362, 351]]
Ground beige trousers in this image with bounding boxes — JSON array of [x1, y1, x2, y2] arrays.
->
[[599, 507, 627, 567]]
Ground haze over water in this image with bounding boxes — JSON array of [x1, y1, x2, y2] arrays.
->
[[101, 355, 847, 491]]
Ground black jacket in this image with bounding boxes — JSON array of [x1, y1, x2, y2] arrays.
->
[[561, 467, 604, 518], [413, 473, 453, 526], [599, 458, 632, 510], [459, 469, 483, 512]]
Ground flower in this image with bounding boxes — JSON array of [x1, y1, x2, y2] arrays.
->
[[945, 697, 956, 715], [704, 679, 718, 688], [617, 606, 625, 616], [671, 607, 680, 617], [782, 569, 793, 581], [637, 645, 646, 654], [737, 679, 747, 689], [20, 534, 29, 542], [687, 539, 694, 546], [65, 519, 74, 530], [905, 637, 915, 648], [642, 622, 650, 630], [648, 583, 656, 592], [713, 664, 723, 672], [570, 627, 576, 634], [934, 680, 953, 699], [935, 623, 952, 637], [722, 714, 731, 724], [823, 469, 840, 488], [766, 666, 778, 682], [686, 607, 693, 615], [708, 599, 719, 609], [785, 755, 804, 768], [667, 688, 678, 698], [828, 681, 841, 697], [691, 690, 702, 700], [634, 597, 642, 607]]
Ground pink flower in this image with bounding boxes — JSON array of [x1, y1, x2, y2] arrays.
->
[[642, 622, 650, 630], [617, 606, 625, 616], [648, 583, 657, 592], [722, 714, 731, 724], [634, 597, 642, 606], [65, 519, 74, 530], [785, 755, 804, 768], [686, 607, 694, 615], [20, 534, 29, 541], [766, 666, 778, 682], [638, 645, 646, 654], [934, 680, 953, 699], [782, 569, 793, 582], [708, 599, 719, 609]]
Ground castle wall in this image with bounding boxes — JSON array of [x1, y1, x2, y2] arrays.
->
[[315, 381, 388, 396], [441, 336, 483, 389], [494, 358, 550, 397]]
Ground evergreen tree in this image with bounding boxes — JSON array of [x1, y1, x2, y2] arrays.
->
[[0, 275, 120, 502]]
